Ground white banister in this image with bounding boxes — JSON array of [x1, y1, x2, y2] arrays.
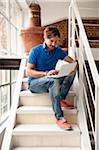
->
[[68, 0, 99, 150], [71, 0, 98, 86], [1, 58, 27, 150], [95, 82, 99, 150], [68, 4, 71, 52]]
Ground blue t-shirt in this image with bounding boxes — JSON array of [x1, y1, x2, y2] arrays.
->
[[28, 44, 68, 84]]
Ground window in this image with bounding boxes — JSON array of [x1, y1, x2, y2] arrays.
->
[[0, 85, 10, 117], [0, 0, 23, 124], [0, 14, 8, 54], [0, 0, 8, 17], [0, 0, 23, 56]]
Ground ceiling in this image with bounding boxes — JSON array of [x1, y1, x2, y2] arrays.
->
[[26, 0, 99, 4], [16, 0, 99, 26], [17, 0, 99, 9]]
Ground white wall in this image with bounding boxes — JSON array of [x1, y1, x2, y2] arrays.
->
[[20, 1, 99, 27], [22, 9, 30, 27], [39, 1, 99, 26], [40, 1, 70, 26], [91, 48, 99, 61], [77, 1, 99, 18]]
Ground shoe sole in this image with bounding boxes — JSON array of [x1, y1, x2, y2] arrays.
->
[[61, 127, 73, 131], [62, 107, 74, 109]]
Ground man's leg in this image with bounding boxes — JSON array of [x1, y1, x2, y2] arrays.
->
[[29, 76, 72, 129], [58, 74, 75, 109], [49, 77, 72, 130], [49, 75, 75, 119], [60, 74, 75, 100], [49, 79, 64, 120], [29, 76, 54, 93], [29, 77, 64, 120]]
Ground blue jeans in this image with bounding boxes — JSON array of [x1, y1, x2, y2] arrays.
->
[[29, 75, 75, 120]]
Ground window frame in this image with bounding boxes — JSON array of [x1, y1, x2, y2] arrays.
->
[[0, 0, 23, 129]]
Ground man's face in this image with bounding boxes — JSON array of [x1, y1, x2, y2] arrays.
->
[[44, 36, 59, 51]]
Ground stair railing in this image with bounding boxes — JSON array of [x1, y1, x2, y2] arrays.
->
[[68, 0, 99, 150], [1, 58, 27, 150]]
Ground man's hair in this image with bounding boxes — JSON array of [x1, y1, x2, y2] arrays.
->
[[44, 26, 60, 39]]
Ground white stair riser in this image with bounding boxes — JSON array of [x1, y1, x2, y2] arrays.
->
[[16, 112, 77, 124], [19, 95, 76, 107], [12, 134, 80, 147], [20, 95, 51, 106]]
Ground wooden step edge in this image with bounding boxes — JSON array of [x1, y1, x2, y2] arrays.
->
[[13, 147, 81, 150], [16, 106, 78, 114], [13, 124, 80, 135], [19, 90, 76, 97]]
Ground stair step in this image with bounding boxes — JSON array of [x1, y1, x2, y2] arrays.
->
[[12, 124, 80, 147], [19, 90, 76, 107], [13, 147, 81, 150], [16, 106, 77, 124], [19, 90, 51, 106]]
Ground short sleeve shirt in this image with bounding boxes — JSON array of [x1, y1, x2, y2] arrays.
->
[[28, 44, 68, 84]]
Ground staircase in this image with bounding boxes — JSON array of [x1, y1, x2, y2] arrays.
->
[[1, 57, 82, 149], [83, 19, 99, 49], [12, 79, 81, 149], [2, 0, 99, 149]]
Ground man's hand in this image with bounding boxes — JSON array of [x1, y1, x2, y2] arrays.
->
[[69, 60, 79, 76], [69, 69, 76, 76], [47, 70, 59, 76]]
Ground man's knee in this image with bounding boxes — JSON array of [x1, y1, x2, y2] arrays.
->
[[64, 75, 75, 85]]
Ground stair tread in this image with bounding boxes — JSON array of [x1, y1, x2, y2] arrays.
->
[[20, 90, 76, 97], [13, 124, 80, 135], [17, 106, 77, 114], [13, 147, 81, 150], [20, 90, 49, 96]]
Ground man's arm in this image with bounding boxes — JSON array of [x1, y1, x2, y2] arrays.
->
[[26, 63, 47, 78], [64, 56, 79, 75], [26, 63, 58, 77], [64, 56, 75, 63]]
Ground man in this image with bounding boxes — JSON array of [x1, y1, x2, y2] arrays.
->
[[27, 26, 77, 130]]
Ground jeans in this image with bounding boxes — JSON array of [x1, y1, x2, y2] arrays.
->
[[29, 74, 75, 120]]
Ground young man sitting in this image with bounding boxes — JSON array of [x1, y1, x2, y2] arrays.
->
[[27, 26, 77, 130]]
